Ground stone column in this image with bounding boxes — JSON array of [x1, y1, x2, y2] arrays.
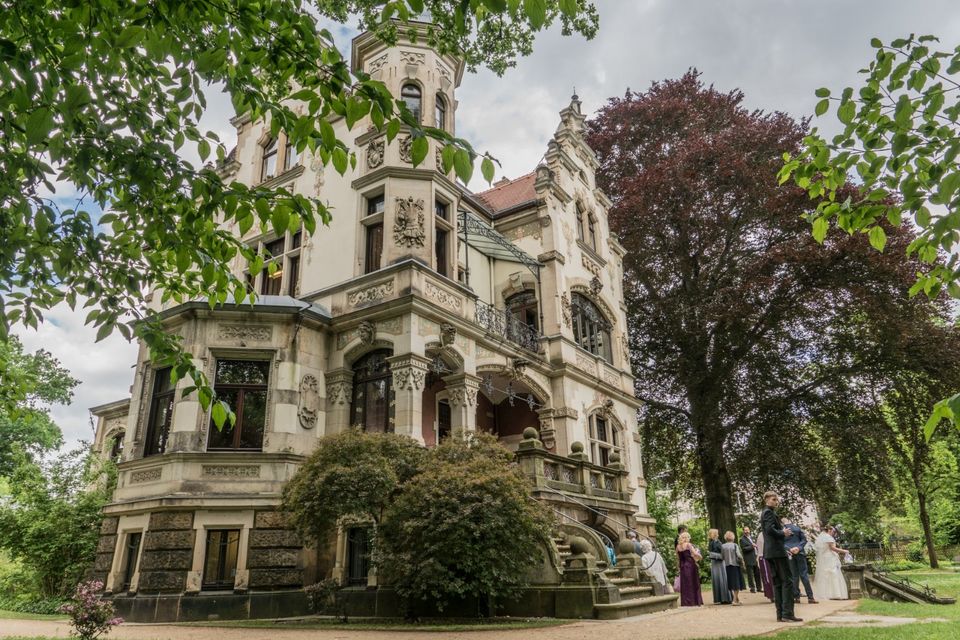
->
[[442, 373, 481, 433], [387, 354, 430, 444], [324, 368, 354, 433]]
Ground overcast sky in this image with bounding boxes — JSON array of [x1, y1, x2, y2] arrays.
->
[[17, 0, 960, 450]]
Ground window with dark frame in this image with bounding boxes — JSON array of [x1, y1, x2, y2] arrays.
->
[[346, 527, 371, 586], [261, 137, 278, 181], [284, 137, 300, 171], [571, 293, 613, 363], [588, 215, 598, 251], [437, 399, 452, 442], [365, 223, 383, 274], [350, 350, 393, 433], [401, 84, 422, 123], [207, 360, 269, 451], [506, 291, 539, 332], [260, 237, 286, 296], [287, 255, 300, 296], [435, 200, 448, 220], [589, 414, 620, 467], [121, 532, 142, 591], [435, 227, 448, 277], [575, 204, 586, 241], [144, 367, 174, 457], [435, 94, 447, 130], [366, 194, 385, 216], [202, 529, 240, 590]]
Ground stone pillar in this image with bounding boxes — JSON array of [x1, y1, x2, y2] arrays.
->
[[325, 368, 354, 433], [387, 354, 430, 444], [442, 373, 480, 433]]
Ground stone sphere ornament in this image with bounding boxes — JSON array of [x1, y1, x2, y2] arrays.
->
[[571, 441, 584, 454], [522, 427, 539, 440]]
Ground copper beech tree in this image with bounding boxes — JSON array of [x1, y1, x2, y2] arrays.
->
[[586, 72, 923, 532]]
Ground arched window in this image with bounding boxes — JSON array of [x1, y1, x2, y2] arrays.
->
[[350, 349, 394, 433], [401, 84, 422, 123], [261, 137, 278, 181], [588, 413, 622, 467], [571, 293, 612, 362], [575, 204, 586, 242], [435, 94, 447, 130]]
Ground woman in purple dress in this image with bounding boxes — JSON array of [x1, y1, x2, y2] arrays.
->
[[676, 531, 704, 607], [756, 531, 775, 602]]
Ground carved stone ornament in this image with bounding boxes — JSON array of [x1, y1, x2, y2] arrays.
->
[[590, 276, 604, 296], [448, 385, 478, 407], [399, 50, 426, 66], [201, 464, 261, 478], [393, 196, 426, 248], [440, 323, 457, 346], [348, 279, 394, 306], [435, 146, 445, 171], [582, 254, 602, 277], [130, 467, 162, 484], [368, 53, 389, 74], [366, 139, 385, 169], [560, 292, 572, 327], [392, 365, 426, 391], [357, 320, 376, 345], [326, 380, 350, 405], [218, 324, 272, 342], [298, 374, 321, 429], [425, 281, 462, 311], [398, 135, 414, 163]]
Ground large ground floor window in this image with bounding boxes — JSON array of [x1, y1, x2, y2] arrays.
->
[[202, 529, 241, 590]]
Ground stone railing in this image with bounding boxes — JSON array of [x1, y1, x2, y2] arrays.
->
[[514, 427, 630, 503], [475, 300, 543, 354]]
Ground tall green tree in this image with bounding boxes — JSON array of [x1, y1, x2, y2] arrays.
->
[[586, 72, 920, 533], [0, 0, 598, 423], [0, 335, 77, 476]]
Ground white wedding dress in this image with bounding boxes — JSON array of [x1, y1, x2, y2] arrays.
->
[[812, 532, 848, 600]]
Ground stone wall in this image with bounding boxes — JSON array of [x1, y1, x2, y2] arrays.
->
[[92, 516, 119, 587], [138, 511, 196, 593], [248, 510, 304, 589]]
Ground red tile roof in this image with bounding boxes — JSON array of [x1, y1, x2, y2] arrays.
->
[[475, 172, 537, 214]]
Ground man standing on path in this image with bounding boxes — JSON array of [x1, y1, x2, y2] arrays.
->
[[740, 526, 761, 593], [783, 518, 818, 605], [760, 491, 802, 623]]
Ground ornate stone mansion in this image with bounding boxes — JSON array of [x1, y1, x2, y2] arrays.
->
[[89, 23, 664, 620]]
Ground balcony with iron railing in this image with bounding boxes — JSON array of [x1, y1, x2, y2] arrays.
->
[[475, 300, 543, 353]]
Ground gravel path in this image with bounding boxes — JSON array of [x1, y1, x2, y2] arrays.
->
[[1, 592, 855, 640]]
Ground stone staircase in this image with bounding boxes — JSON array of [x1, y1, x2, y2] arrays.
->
[[550, 535, 679, 619]]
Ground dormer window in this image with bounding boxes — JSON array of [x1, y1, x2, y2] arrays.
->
[[402, 84, 422, 123], [435, 94, 447, 130], [261, 137, 278, 181]]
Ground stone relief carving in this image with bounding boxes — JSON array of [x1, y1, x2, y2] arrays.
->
[[435, 61, 452, 84], [603, 371, 620, 387], [399, 50, 425, 66], [435, 146, 445, 171], [326, 380, 350, 405], [440, 323, 457, 346], [560, 292, 572, 327], [590, 275, 604, 296], [502, 221, 541, 242], [398, 135, 413, 163], [392, 363, 426, 391], [476, 345, 496, 359], [575, 351, 597, 372], [201, 465, 261, 478], [347, 280, 394, 306], [366, 139, 385, 169], [336, 329, 356, 349], [582, 254, 602, 277], [217, 324, 272, 342], [368, 53, 389, 73], [554, 406, 579, 419], [448, 385, 478, 407], [393, 196, 425, 247], [357, 320, 376, 345], [130, 468, 162, 483], [424, 281, 462, 311], [298, 374, 321, 429], [379, 316, 403, 335]]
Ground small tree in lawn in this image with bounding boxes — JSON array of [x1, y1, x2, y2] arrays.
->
[[60, 580, 122, 640], [377, 433, 554, 615]]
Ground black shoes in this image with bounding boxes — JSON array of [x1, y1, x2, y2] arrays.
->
[[782, 616, 804, 623]]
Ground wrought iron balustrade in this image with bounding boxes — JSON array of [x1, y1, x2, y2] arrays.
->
[[475, 300, 543, 353]]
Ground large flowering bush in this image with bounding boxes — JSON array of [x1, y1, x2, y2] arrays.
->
[[59, 581, 122, 640]]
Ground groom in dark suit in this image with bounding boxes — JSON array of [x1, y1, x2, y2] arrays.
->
[[760, 491, 802, 622]]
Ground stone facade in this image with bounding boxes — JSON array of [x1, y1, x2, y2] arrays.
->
[[89, 23, 650, 620]]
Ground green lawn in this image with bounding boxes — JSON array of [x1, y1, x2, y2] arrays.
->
[[0, 610, 65, 621]]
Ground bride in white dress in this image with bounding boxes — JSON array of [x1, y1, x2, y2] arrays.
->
[[812, 525, 849, 600]]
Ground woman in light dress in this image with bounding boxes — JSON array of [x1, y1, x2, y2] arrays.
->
[[639, 539, 673, 593], [812, 525, 849, 600]]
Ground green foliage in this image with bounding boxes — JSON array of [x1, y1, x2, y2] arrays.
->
[[378, 434, 554, 613], [780, 34, 960, 430], [827, 510, 884, 543], [644, 482, 678, 577], [284, 431, 554, 614], [0, 1, 598, 427], [282, 429, 425, 542], [0, 448, 114, 598], [0, 336, 77, 476]]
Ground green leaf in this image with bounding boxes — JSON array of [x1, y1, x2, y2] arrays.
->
[[411, 136, 428, 166], [939, 172, 960, 202], [523, 0, 547, 29], [454, 149, 473, 183], [116, 25, 145, 49], [272, 206, 290, 236], [95, 322, 113, 343], [332, 147, 348, 174], [815, 99, 829, 117], [558, 0, 578, 17], [25, 108, 54, 145], [837, 100, 856, 124], [212, 401, 228, 429], [868, 225, 887, 251], [814, 87, 831, 98], [319, 119, 336, 150], [870, 37, 883, 48], [812, 217, 829, 243], [481, 156, 495, 183]]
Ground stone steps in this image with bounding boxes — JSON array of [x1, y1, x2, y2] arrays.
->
[[593, 594, 679, 620], [618, 585, 654, 600]]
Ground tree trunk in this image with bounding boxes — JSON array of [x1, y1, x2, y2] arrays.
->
[[917, 490, 939, 569], [695, 432, 738, 534]]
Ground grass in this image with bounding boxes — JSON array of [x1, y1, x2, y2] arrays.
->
[[183, 616, 570, 632], [0, 610, 65, 621]]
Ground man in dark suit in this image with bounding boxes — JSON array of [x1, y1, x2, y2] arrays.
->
[[760, 491, 802, 622], [783, 518, 818, 604], [740, 526, 761, 593]]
